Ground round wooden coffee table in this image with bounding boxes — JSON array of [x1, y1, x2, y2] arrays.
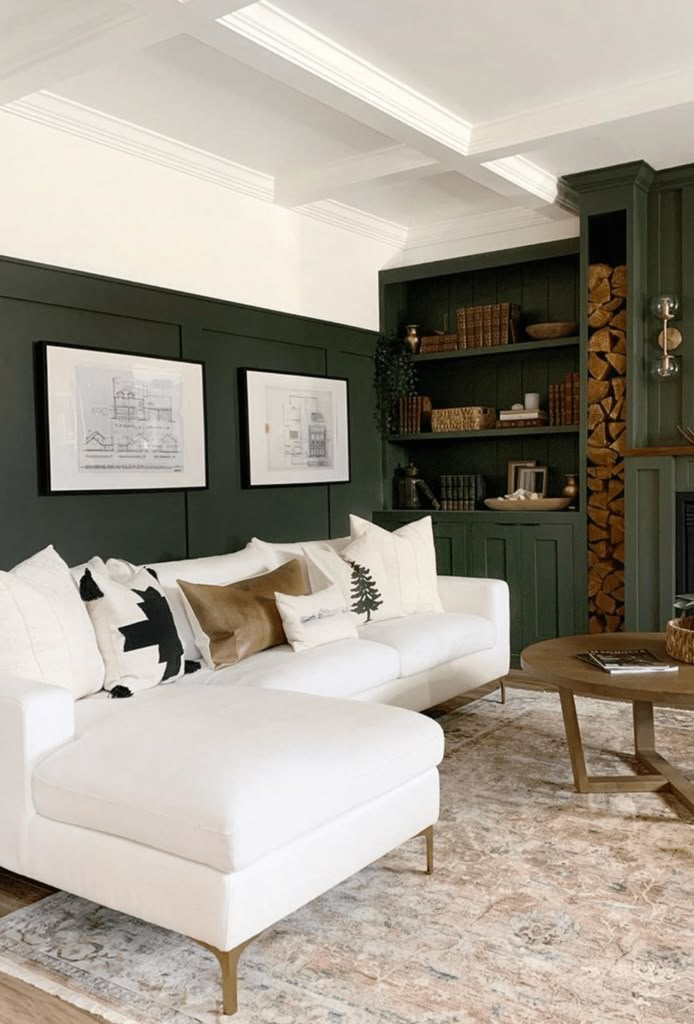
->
[[521, 632, 694, 814]]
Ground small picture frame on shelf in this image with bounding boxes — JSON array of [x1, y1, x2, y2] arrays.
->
[[507, 459, 536, 494], [518, 465, 548, 496]]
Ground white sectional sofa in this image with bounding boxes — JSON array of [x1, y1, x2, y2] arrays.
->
[[0, 538, 510, 1015]]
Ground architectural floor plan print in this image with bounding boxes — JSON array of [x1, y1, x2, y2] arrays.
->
[[265, 384, 334, 471], [76, 366, 184, 473]]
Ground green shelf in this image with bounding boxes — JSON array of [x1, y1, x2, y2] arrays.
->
[[389, 425, 580, 443], [414, 337, 579, 362]]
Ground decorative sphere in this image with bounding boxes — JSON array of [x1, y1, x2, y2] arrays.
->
[[651, 294, 680, 320]]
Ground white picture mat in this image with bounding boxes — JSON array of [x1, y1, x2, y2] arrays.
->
[[45, 346, 206, 492], [245, 370, 349, 486]]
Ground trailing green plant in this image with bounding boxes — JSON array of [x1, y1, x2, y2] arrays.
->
[[373, 333, 418, 437]]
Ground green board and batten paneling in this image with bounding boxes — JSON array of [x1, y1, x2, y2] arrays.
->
[[0, 255, 380, 570]]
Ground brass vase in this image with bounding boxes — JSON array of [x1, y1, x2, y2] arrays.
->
[[562, 473, 579, 504]]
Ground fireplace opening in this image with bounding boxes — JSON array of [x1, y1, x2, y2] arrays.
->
[[676, 493, 694, 593]]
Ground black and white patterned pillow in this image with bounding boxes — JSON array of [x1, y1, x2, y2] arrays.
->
[[79, 558, 184, 697]]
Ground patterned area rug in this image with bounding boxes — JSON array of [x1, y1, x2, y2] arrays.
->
[[2, 689, 694, 1024]]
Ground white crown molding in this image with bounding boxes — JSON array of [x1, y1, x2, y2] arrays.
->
[[3, 91, 407, 247], [5, 91, 274, 202], [298, 200, 408, 247], [481, 155, 558, 205], [219, 1, 472, 156], [406, 206, 577, 250]]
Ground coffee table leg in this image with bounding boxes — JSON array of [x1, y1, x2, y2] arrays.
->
[[633, 700, 656, 753], [559, 690, 589, 792]]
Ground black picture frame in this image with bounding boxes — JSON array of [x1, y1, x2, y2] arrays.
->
[[38, 341, 208, 495], [239, 367, 351, 488]]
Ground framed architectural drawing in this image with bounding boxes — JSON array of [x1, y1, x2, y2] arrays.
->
[[39, 343, 207, 493], [240, 369, 350, 487]]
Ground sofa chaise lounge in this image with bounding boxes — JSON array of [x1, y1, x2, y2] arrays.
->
[[0, 538, 510, 1015]]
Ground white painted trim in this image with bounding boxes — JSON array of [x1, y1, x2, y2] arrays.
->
[[481, 155, 558, 205], [219, 1, 472, 156], [274, 145, 438, 207], [5, 92, 274, 201], [299, 200, 407, 247], [405, 206, 576, 250], [469, 68, 694, 159], [3, 91, 406, 246]]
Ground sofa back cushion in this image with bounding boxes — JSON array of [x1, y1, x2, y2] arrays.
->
[[0, 545, 104, 699], [148, 545, 271, 660], [178, 559, 307, 669]]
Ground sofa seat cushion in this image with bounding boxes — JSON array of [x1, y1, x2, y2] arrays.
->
[[199, 637, 400, 699], [33, 687, 443, 873], [358, 613, 495, 677]]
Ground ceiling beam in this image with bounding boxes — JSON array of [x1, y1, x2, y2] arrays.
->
[[0, 0, 253, 106], [212, 1, 559, 209], [469, 69, 694, 160], [274, 145, 439, 207]]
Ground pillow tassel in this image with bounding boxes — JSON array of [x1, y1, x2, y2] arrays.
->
[[79, 568, 104, 602], [109, 685, 132, 699]]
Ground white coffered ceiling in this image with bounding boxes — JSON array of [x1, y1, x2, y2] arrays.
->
[[4, 0, 694, 252]]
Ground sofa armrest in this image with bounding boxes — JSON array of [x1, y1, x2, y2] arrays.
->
[[437, 576, 510, 651], [0, 677, 74, 874]]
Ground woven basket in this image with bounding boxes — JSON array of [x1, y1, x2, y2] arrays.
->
[[431, 406, 497, 432], [665, 615, 694, 663]]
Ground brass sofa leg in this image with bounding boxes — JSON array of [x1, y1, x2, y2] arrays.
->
[[418, 824, 434, 874], [499, 679, 507, 704], [196, 935, 257, 1015]]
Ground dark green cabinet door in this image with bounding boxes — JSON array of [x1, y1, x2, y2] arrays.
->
[[469, 523, 523, 661], [432, 523, 468, 576], [520, 524, 575, 648]]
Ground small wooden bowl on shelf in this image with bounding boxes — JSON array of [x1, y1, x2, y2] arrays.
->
[[525, 321, 579, 340]]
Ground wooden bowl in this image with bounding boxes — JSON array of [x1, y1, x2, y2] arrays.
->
[[485, 498, 572, 512], [526, 321, 579, 340]]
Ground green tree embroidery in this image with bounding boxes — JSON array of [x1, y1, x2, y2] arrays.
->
[[349, 561, 383, 623]]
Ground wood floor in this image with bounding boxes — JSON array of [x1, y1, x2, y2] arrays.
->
[[0, 673, 545, 1024]]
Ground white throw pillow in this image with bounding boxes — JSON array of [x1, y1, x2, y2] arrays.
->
[[349, 514, 443, 615], [148, 545, 272, 660], [275, 584, 358, 652], [249, 536, 350, 569], [0, 546, 104, 699], [303, 540, 397, 624], [79, 558, 184, 695]]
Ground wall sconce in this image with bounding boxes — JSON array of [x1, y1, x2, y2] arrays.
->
[[651, 293, 682, 379]]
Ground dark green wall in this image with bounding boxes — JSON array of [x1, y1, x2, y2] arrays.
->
[[0, 256, 380, 570]]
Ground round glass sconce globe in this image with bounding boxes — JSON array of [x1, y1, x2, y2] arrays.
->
[[653, 354, 680, 378], [650, 294, 680, 320]]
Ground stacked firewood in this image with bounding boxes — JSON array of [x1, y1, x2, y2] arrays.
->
[[587, 263, 627, 633]]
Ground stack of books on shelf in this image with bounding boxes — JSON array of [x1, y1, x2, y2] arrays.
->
[[439, 474, 486, 511], [455, 302, 520, 349], [497, 409, 548, 429], [398, 395, 432, 434], [419, 333, 458, 354], [548, 372, 580, 425]]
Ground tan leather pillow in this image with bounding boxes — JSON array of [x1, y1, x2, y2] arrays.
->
[[177, 559, 307, 668]]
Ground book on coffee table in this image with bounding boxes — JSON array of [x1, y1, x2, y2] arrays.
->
[[575, 649, 679, 674]]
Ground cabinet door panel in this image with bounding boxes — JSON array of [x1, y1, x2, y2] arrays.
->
[[469, 523, 522, 661], [520, 525, 575, 648], [433, 524, 468, 576]]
